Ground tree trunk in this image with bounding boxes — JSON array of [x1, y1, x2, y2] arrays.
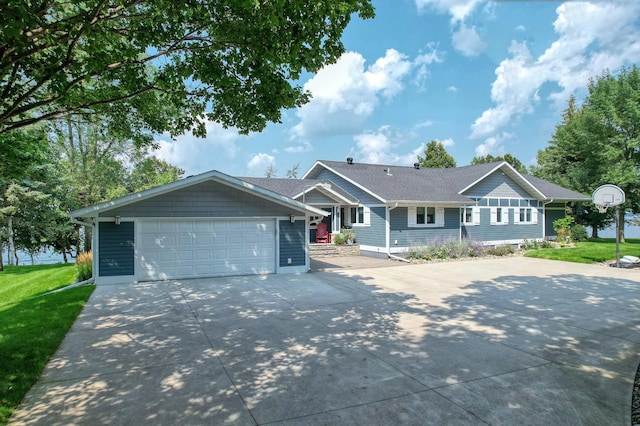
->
[[0, 244, 3, 271], [590, 226, 599, 238], [7, 216, 15, 266]]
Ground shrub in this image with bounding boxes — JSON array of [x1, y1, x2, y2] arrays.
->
[[553, 216, 575, 243], [571, 224, 587, 242], [406, 238, 485, 260], [486, 244, 515, 256], [76, 251, 93, 281]]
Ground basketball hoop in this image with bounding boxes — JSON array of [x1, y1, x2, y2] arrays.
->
[[592, 184, 625, 268]]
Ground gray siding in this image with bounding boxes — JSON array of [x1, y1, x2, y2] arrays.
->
[[352, 206, 386, 247], [104, 181, 295, 218], [390, 207, 459, 247], [462, 207, 544, 242], [464, 171, 532, 199], [314, 169, 381, 205], [99, 222, 134, 276], [279, 220, 305, 267], [303, 191, 335, 204]]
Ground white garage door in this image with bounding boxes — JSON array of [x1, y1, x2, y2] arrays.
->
[[138, 219, 276, 281]]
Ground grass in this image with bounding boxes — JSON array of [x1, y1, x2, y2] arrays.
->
[[0, 263, 94, 424], [524, 238, 640, 264]]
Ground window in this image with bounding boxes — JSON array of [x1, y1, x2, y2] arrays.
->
[[490, 207, 508, 225], [513, 207, 537, 224], [416, 207, 436, 224], [409, 206, 444, 227], [349, 206, 370, 226], [461, 206, 480, 226]]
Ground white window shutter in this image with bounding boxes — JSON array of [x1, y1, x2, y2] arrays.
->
[[532, 208, 538, 224], [513, 208, 520, 224], [490, 207, 497, 225], [408, 206, 416, 226], [364, 206, 371, 226], [503, 208, 509, 224], [436, 207, 445, 226], [473, 207, 481, 225]]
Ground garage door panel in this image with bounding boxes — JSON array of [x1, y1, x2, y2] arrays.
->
[[139, 219, 275, 281]]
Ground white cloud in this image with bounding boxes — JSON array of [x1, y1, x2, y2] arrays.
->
[[439, 137, 455, 148], [415, 0, 482, 23], [290, 49, 413, 141], [414, 43, 445, 89], [447, 85, 458, 92], [415, 119, 434, 128], [154, 121, 245, 176], [470, 1, 640, 140], [452, 23, 487, 57], [351, 126, 424, 165], [474, 132, 511, 157], [247, 153, 275, 176]]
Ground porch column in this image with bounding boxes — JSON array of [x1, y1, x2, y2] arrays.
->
[[332, 206, 341, 233]]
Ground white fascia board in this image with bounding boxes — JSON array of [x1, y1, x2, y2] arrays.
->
[[458, 162, 546, 200], [303, 161, 386, 204], [71, 169, 328, 218], [392, 200, 468, 207]]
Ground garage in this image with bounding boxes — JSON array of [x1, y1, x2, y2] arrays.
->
[[138, 219, 276, 281], [70, 170, 327, 285]]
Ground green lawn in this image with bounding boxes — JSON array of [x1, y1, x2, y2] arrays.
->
[[524, 238, 640, 264], [0, 264, 94, 425]]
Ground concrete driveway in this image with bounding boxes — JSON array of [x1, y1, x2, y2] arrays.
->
[[10, 257, 640, 425]]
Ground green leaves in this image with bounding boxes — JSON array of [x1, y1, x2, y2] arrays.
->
[[1, 0, 375, 138], [417, 140, 457, 168], [535, 65, 640, 237]]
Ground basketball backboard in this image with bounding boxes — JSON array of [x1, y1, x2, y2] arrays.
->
[[592, 184, 625, 207]]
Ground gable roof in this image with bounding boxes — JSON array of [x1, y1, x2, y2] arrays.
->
[[303, 159, 590, 204], [70, 170, 329, 218], [240, 177, 359, 205]]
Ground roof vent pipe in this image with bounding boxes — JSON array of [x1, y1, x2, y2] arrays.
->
[[414, 163, 420, 169], [347, 157, 353, 165]]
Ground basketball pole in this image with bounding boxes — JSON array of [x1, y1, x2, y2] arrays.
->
[[616, 205, 620, 268]]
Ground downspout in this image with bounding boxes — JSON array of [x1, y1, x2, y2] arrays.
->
[[72, 218, 96, 283], [542, 199, 554, 240], [386, 203, 410, 263]]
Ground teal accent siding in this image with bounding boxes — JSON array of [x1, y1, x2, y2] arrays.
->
[[99, 222, 134, 276], [105, 180, 295, 218], [390, 207, 460, 246], [279, 220, 305, 267], [464, 171, 532, 198], [545, 209, 566, 237]]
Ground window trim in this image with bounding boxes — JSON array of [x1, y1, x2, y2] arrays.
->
[[461, 206, 480, 226], [348, 205, 370, 227], [408, 206, 445, 228], [490, 207, 509, 225], [513, 207, 538, 225]]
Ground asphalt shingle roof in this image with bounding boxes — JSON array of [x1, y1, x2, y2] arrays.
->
[[307, 160, 589, 203]]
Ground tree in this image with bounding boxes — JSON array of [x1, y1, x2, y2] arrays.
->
[[0, 127, 51, 269], [471, 153, 528, 174], [286, 164, 300, 179], [534, 66, 640, 241], [128, 157, 184, 192], [417, 140, 457, 168], [264, 163, 278, 178], [1, 1, 375, 140]]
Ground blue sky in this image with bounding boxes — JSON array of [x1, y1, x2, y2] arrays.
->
[[154, 0, 640, 178]]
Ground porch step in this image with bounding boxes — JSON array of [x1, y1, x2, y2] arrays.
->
[[309, 243, 341, 258]]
